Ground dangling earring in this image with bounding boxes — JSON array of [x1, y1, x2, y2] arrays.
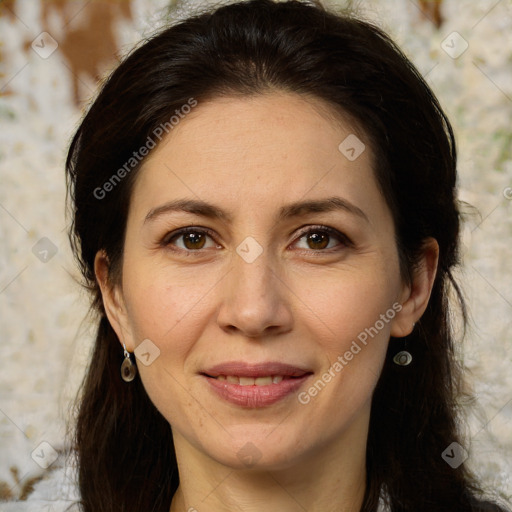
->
[[393, 349, 412, 366], [121, 343, 137, 382], [393, 323, 414, 366]]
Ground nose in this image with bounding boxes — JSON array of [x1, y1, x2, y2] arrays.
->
[[216, 249, 294, 339]]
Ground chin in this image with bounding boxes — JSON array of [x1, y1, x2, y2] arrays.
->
[[203, 428, 313, 472]]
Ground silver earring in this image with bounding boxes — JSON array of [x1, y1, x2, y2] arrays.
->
[[393, 350, 413, 366], [393, 329, 413, 366], [121, 343, 137, 382]]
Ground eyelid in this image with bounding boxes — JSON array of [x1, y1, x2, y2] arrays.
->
[[161, 226, 219, 248], [160, 224, 352, 252], [291, 225, 353, 249]]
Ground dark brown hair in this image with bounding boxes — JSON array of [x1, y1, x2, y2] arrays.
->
[[66, 1, 509, 510]]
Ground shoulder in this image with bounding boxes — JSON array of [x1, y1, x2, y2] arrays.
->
[[469, 497, 511, 512]]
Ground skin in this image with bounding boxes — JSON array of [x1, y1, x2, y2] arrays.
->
[[95, 92, 438, 512]]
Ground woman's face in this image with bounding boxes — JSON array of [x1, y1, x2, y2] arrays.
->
[[101, 92, 419, 471]]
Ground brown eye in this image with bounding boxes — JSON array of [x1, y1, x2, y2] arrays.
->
[[182, 232, 206, 250], [306, 232, 329, 250], [294, 226, 351, 252], [164, 228, 218, 251]]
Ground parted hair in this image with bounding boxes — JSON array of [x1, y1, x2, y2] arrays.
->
[[66, 1, 509, 511]]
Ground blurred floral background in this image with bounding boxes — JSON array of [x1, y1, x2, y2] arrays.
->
[[0, 0, 511, 509]]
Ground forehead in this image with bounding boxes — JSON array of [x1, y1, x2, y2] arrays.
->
[[131, 92, 383, 221]]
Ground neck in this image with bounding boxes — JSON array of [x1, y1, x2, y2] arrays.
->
[[169, 416, 368, 512]]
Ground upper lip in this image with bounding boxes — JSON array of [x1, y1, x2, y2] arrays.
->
[[202, 361, 312, 378]]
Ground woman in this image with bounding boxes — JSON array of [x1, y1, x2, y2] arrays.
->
[[65, 0, 510, 510]]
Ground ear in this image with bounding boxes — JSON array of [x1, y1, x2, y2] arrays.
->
[[390, 238, 439, 338], [94, 250, 135, 351]]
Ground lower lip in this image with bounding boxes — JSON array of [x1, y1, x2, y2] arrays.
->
[[203, 375, 311, 408]]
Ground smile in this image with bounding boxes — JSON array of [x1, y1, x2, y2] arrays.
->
[[201, 361, 313, 408], [214, 375, 287, 385]]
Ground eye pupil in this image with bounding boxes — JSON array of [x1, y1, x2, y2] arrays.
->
[[307, 232, 329, 250], [183, 232, 206, 249]]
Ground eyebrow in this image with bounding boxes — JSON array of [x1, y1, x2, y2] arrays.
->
[[144, 196, 369, 224], [279, 197, 369, 223], [145, 199, 230, 224]]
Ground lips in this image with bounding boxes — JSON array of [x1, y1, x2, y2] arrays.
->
[[201, 361, 313, 408], [202, 361, 311, 378], [215, 375, 286, 385]]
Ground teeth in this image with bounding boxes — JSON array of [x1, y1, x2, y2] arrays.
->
[[255, 376, 273, 386], [214, 375, 288, 385]]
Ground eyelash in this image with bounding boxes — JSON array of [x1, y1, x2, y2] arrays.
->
[[294, 225, 353, 252], [161, 227, 219, 252], [160, 225, 353, 254]]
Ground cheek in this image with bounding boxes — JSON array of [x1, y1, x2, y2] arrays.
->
[[122, 272, 215, 423], [296, 298, 394, 438], [295, 262, 401, 353], [122, 260, 218, 345], [293, 262, 400, 412]]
